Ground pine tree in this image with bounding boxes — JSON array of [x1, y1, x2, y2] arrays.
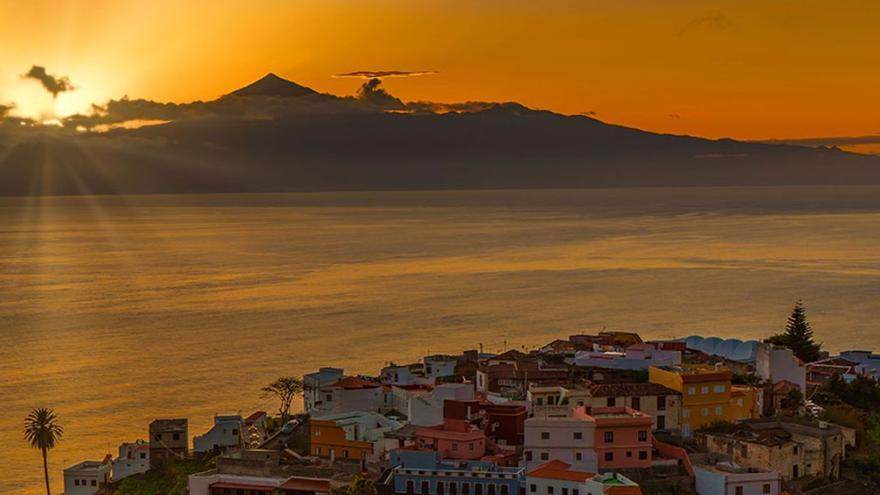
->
[[768, 300, 822, 363]]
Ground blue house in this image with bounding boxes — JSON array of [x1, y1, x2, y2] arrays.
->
[[388, 450, 525, 495]]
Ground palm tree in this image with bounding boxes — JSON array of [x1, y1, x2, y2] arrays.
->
[[23, 408, 63, 495]]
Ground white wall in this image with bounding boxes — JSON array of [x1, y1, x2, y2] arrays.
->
[[63, 466, 110, 495], [193, 417, 243, 453], [523, 417, 597, 472], [188, 474, 284, 495], [756, 344, 806, 392], [694, 466, 781, 495]]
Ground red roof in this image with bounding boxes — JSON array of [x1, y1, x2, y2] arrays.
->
[[279, 477, 332, 492], [210, 481, 274, 491], [246, 410, 268, 423], [605, 487, 642, 495], [331, 376, 381, 389], [527, 460, 595, 482]]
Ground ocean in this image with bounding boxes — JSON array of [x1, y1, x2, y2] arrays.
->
[[2, 186, 880, 493]]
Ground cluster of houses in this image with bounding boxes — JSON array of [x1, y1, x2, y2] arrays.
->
[[64, 331, 875, 495]]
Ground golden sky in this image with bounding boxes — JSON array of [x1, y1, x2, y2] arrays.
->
[[1, 0, 879, 140]]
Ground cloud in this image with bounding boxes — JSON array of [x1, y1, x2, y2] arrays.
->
[[22, 65, 75, 97], [334, 70, 438, 79], [667, 113, 682, 119], [677, 12, 730, 36], [356, 78, 404, 109]]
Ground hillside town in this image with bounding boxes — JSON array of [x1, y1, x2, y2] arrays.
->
[[49, 306, 880, 495]]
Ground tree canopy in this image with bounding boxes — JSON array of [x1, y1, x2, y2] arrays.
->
[[768, 300, 822, 363]]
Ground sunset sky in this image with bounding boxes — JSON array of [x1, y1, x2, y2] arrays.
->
[[1, 0, 879, 141]]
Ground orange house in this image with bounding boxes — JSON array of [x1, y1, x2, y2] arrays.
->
[[310, 411, 402, 461]]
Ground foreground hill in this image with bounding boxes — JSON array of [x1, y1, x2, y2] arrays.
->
[[0, 74, 877, 196]]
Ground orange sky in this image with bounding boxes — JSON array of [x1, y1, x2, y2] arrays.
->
[[1, 0, 879, 140]]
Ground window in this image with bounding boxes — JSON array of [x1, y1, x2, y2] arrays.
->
[[573, 491, 578, 495], [604, 452, 613, 462], [530, 485, 536, 493], [316, 447, 322, 455], [687, 387, 696, 396], [488, 484, 496, 495], [657, 415, 666, 430], [343, 449, 350, 458], [74, 480, 80, 486], [631, 397, 640, 410], [735, 487, 743, 495], [638, 430, 648, 442], [541, 432, 550, 440], [525, 451, 533, 461], [740, 445, 747, 457], [422, 481, 430, 495], [154, 433, 161, 441], [562, 489, 568, 495], [701, 408, 709, 417], [577, 401, 584, 407], [536, 397, 544, 406], [476, 484, 483, 495], [326, 394, 333, 402], [762, 484, 771, 494], [547, 487, 554, 495], [573, 432, 582, 440], [438, 482, 445, 495], [452, 443, 458, 451], [606, 397, 616, 407], [626, 451, 632, 458], [91, 480, 97, 487], [604, 431, 614, 443], [793, 465, 799, 478], [701, 386, 709, 395], [463, 483, 470, 495], [139, 452, 146, 459], [639, 451, 648, 460], [500, 485, 508, 495], [793, 446, 799, 455], [715, 406, 723, 416], [469, 442, 475, 450], [657, 395, 666, 411], [232, 429, 239, 436], [714, 385, 725, 393], [540, 452, 549, 460], [172, 433, 180, 441], [549, 396, 557, 405], [575, 452, 582, 461]]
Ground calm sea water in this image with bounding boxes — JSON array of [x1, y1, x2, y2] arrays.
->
[[2, 187, 880, 493]]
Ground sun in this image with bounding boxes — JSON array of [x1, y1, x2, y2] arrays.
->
[[4, 72, 107, 123]]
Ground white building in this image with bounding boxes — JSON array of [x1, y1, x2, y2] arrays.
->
[[193, 415, 244, 453], [381, 363, 433, 386], [523, 408, 597, 472], [311, 376, 385, 415], [571, 343, 680, 371], [424, 355, 459, 380], [694, 457, 782, 495], [407, 383, 475, 426], [756, 343, 806, 393], [63, 457, 112, 495], [304, 367, 345, 413], [527, 460, 641, 495], [111, 440, 149, 481], [840, 350, 880, 380]]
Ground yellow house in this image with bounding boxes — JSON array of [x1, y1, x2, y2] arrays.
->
[[649, 365, 758, 436]]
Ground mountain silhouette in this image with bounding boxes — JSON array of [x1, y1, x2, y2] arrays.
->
[[0, 74, 878, 196], [228, 73, 317, 98]]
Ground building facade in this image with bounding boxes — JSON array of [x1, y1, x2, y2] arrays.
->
[[149, 418, 188, 469], [523, 408, 598, 472], [63, 458, 112, 495], [588, 407, 653, 470], [111, 440, 149, 481], [526, 460, 642, 495], [194, 415, 244, 453], [693, 457, 782, 495], [388, 449, 525, 495], [310, 411, 402, 461]]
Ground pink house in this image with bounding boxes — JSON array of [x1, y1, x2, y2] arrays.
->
[[586, 406, 653, 469], [415, 417, 487, 460]]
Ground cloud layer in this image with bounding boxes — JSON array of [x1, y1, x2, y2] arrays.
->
[[334, 70, 438, 79]]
